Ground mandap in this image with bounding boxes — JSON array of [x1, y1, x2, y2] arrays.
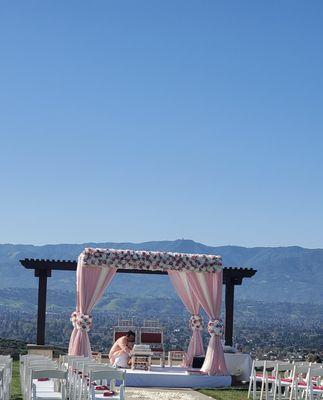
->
[[68, 248, 228, 376]]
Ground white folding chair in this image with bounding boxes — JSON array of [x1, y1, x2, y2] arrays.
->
[[71, 359, 100, 400], [288, 365, 310, 400], [304, 366, 323, 400], [0, 367, 5, 400], [59, 355, 85, 372], [20, 355, 52, 394], [58, 355, 86, 399], [0, 356, 12, 400], [79, 364, 117, 400], [68, 357, 91, 400], [24, 360, 57, 400], [249, 360, 277, 400], [31, 369, 67, 400], [249, 360, 265, 399], [271, 362, 294, 400], [88, 370, 126, 400], [20, 355, 50, 373], [261, 361, 279, 400]]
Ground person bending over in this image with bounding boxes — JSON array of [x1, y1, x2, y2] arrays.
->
[[109, 330, 135, 368]]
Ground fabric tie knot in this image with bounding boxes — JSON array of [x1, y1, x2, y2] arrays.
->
[[207, 318, 224, 336], [70, 311, 93, 332], [189, 314, 203, 331]]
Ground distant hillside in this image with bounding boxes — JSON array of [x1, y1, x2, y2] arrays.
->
[[0, 240, 322, 304], [1, 288, 323, 321], [0, 338, 27, 360]]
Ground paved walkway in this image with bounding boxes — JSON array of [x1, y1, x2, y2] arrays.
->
[[125, 387, 212, 400]]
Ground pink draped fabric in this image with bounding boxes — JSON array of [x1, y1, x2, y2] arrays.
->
[[187, 270, 228, 375], [68, 254, 116, 356], [168, 271, 204, 367]]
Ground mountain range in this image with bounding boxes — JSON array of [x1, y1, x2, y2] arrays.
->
[[0, 239, 322, 304]]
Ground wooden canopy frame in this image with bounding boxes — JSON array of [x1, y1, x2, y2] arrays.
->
[[20, 258, 256, 348]]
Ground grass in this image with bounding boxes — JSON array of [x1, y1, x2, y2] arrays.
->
[[198, 388, 248, 400], [11, 361, 22, 400]]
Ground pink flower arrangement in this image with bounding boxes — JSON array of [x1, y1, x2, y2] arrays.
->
[[70, 311, 93, 332], [189, 314, 204, 331], [207, 319, 224, 336]]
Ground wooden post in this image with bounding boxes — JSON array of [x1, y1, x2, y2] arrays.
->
[[225, 279, 235, 347], [35, 268, 51, 345]]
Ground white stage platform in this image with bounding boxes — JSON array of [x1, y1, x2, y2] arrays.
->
[[122, 366, 232, 388]]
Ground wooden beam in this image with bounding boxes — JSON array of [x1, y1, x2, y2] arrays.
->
[[21, 259, 76, 271], [20, 259, 257, 280], [117, 268, 167, 275]]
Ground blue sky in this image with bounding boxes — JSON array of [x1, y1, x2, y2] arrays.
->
[[0, 1, 322, 248]]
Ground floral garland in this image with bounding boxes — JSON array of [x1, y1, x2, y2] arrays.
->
[[81, 248, 222, 273], [189, 314, 203, 331], [207, 319, 224, 336], [70, 311, 93, 332]]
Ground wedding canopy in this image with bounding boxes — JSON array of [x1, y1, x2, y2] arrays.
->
[[68, 248, 228, 375]]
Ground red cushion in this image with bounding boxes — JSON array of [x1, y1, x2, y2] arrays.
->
[[313, 386, 323, 391], [298, 382, 306, 386], [141, 332, 162, 343], [103, 391, 115, 397], [37, 378, 49, 382], [281, 378, 292, 383], [95, 385, 110, 391], [255, 373, 275, 380]]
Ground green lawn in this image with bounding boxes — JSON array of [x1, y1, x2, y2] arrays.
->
[[198, 388, 248, 400], [11, 361, 22, 400]]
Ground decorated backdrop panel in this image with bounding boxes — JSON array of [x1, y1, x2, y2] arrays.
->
[[81, 247, 222, 272]]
